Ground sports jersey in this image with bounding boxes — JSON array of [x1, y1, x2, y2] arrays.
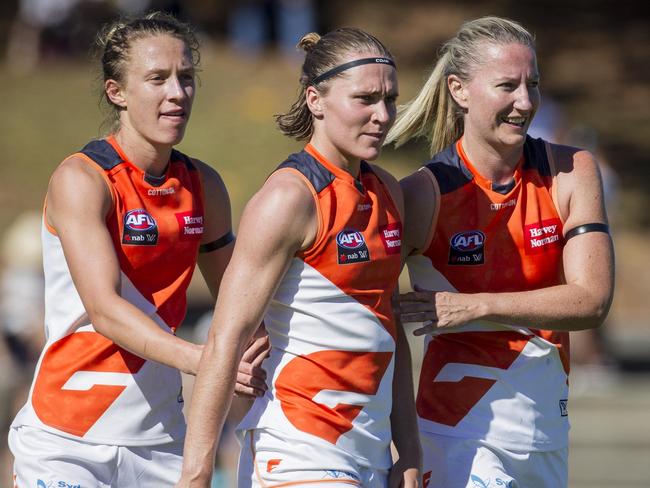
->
[[408, 136, 570, 452], [11, 135, 204, 445], [238, 144, 402, 471]]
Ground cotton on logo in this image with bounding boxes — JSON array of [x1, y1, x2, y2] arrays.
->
[[450, 231, 485, 252], [124, 209, 156, 231], [32, 332, 145, 437], [336, 230, 366, 250]]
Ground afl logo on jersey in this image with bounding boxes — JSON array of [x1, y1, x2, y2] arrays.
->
[[123, 209, 158, 246], [336, 230, 366, 249], [125, 209, 156, 231], [449, 230, 485, 265], [336, 230, 370, 264]]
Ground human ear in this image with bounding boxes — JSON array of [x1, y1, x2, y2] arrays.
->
[[105, 79, 127, 108], [448, 75, 468, 109], [305, 85, 324, 118]]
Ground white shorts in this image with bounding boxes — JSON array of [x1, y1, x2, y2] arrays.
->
[[420, 431, 568, 488], [9, 425, 183, 487], [238, 429, 388, 488]]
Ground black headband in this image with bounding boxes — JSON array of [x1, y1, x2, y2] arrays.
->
[[312, 57, 396, 85]]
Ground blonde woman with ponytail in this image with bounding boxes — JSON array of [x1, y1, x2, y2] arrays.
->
[[389, 16, 614, 488], [178, 28, 419, 488]]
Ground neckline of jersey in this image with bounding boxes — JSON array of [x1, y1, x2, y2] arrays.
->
[[106, 135, 172, 185], [455, 138, 523, 195], [304, 143, 363, 185]]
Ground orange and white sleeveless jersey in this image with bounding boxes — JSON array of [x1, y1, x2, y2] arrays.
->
[[239, 144, 402, 470], [408, 136, 570, 452], [12, 136, 204, 445]]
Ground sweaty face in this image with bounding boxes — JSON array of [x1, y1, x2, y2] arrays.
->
[[117, 34, 195, 148], [311, 54, 399, 167], [460, 42, 540, 151]]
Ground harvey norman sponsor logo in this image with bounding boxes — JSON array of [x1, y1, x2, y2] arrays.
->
[[524, 218, 563, 254], [379, 222, 402, 255], [175, 211, 204, 240]]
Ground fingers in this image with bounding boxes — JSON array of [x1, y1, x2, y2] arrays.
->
[[401, 312, 438, 324], [234, 368, 266, 398], [238, 358, 267, 382], [398, 291, 433, 303], [399, 301, 437, 314], [413, 320, 437, 337], [242, 335, 270, 364], [236, 332, 271, 398], [234, 383, 264, 398]]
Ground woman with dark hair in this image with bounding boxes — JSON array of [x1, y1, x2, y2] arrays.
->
[[178, 27, 420, 488], [8, 12, 265, 487]]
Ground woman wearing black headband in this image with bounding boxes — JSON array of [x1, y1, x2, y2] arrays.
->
[[388, 16, 614, 487], [177, 27, 420, 488]]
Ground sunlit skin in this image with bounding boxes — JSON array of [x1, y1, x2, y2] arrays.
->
[[308, 53, 398, 174], [105, 34, 195, 175], [449, 42, 540, 182]]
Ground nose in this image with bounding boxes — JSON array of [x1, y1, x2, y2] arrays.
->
[[513, 85, 534, 112], [372, 100, 392, 125], [168, 76, 188, 101]]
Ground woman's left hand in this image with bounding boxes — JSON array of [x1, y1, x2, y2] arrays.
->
[[398, 285, 484, 336]]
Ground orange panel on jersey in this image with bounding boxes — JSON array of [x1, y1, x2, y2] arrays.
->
[[32, 332, 145, 436], [276, 350, 392, 444]]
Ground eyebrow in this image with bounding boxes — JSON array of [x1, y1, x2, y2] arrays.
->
[[353, 88, 399, 96], [493, 73, 540, 81]]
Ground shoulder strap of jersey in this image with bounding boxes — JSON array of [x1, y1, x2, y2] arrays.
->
[[524, 136, 563, 223], [276, 150, 335, 194], [171, 148, 197, 171], [423, 143, 473, 195], [78, 139, 123, 170], [275, 150, 331, 257]]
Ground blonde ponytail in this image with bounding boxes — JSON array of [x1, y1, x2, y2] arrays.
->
[[388, 16, 535, 156]]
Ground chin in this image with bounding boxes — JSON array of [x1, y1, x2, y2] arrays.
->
[[361, 147, 383, 162], [157, 130, 186, 147], [498, 132, 527, 148]]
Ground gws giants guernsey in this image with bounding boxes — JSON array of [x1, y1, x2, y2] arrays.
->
[[408, 136, 570, 451], [239, 144, 402, 470], [12, 136, 204, 445]]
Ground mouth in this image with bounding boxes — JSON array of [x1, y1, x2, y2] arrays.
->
[[364, 132, 385, 141], [160, 109, 187, 121], [500, 115, 528, 128]]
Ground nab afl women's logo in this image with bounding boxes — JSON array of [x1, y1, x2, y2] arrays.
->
[[449, 230, 485, 265], [123, 209, 158, 245], [336, 230, 370, 264]]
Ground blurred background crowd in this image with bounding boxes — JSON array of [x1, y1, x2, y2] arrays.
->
[[0, 1, 648, 487]]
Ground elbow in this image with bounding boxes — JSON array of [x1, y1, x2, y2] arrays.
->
[[580, 293, 613, 330], [87, 306, 112, 336], [85, 298, 122, 340]]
